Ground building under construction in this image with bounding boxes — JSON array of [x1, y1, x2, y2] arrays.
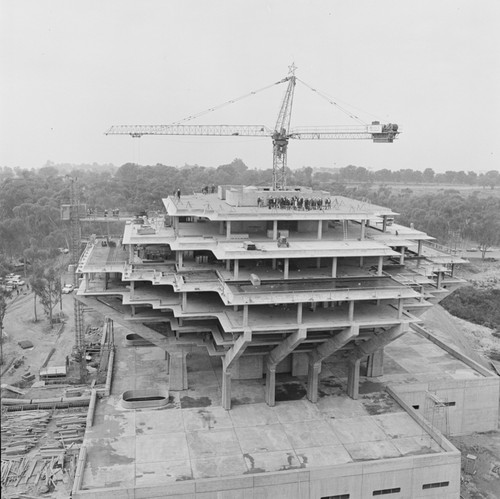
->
[[72, 184, 499, 499]]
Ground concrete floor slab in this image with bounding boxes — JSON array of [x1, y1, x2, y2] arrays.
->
[[135, 432, 189, 463], [243, 450, 301, 473], [391, 435, 442, 456], [191, 454, 249, 479], [373, 412, 426, 438], [180, 386, 222, 408], [235, 424, 293, 453], [295, 444, 353, 467], [187, 369, 220, 388], [272, 400, 322, 423], [229, 402, 279, 427], [186, 428, 242, 458], [230, 379, 266, 405], [135, 460, 193, 485], [82, 463, 136, 489], [135, 408, 184, 434], [344, 439, 402, 461], [182, 406, 234, 431], [316, 395, 369, 418], [85, 436, 136, 470], [135, 460, 193, 487], [329, 416, 388, 444], [282, 420, 341, 448]]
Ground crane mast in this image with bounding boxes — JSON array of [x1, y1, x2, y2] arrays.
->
[[106, 67, 399, 190], [272, 73, 296, 190]]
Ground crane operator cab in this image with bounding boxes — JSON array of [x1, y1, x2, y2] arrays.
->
[[371, 122, 399, 143]]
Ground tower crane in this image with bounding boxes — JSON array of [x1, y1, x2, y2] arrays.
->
[[106, 65, 399, 191]]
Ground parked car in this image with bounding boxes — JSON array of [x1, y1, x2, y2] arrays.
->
[[62, 284, 75, 294]]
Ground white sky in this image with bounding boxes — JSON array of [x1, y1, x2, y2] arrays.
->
[[1, 0, 499, 173]]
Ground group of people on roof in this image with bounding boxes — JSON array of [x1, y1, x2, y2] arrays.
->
[[259, 195, 333, 210]]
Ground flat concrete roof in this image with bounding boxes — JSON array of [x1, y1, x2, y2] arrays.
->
[[163, 193, 396, 221], [80, 328, 452, 492]]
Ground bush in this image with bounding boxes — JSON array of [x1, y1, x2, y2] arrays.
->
[[441, 287, 500, 329]]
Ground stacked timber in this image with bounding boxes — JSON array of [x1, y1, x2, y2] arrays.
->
[[52, 412, 88, 447], [0, 411, 51, 455]]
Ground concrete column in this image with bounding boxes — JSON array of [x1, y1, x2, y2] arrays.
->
[[297, 302, 303, 324], [234, 259, 239, 280], [366, 348, 384, 377], [221, 368, 232, 410], [169, 350, 188, 390], [398, 298, 404, 318], [316, 257, 321, 269], [317, 220, 323, 240], [360, 220, 366, 240], [182, 292, 187, 311], [265, 365, 277, 406], [307, 361, 321, 403], [243, 304, 249, 326], [436, 271, 443, 289], [382, 216, 387, 232], [331, 257, 337, 278], [348, 300, 355, 322], [226, 259, 231, 271], [129, 280, 135, 299], [284, 258, 289, 279], [128, 244, 134, 262], [131, 305, 135, 317], [273, 220, 278, 239], [346, 359, 361, 399], [417, 240, 423, 256], [377, 255, 384, 276], [219, 221, 225, 235], [272, 259, 277, 270], [359, 256, 364, 267], [399, 247, 405, 265], [177, 251, 183, 268], [165, 351, 170, 374]]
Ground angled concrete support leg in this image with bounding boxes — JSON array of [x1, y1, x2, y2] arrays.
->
[[347, 359, 361, 399], [165, 351, 170, 374], [307, 361, 321, 403], [366, 348, 384, 377], [169, 349, 188, 390]]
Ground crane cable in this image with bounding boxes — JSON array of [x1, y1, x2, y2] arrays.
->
[[296, 77, 369, 125], [170, 78, 290, 125]]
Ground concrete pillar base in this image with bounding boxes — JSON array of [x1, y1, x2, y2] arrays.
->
[[222, 368, 232, 410], [306, 361, 321, 403], [265, 365, 277, 407], [346, 359, 361, 399], [168, 350, 188, 391]]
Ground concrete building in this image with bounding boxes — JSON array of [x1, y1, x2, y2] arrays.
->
[[74, 185, 499, 498]]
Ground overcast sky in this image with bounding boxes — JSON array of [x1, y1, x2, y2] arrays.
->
[[1, 0, 499, 173]]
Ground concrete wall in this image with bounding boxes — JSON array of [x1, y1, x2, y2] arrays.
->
[[392, 376, 499, 436], [75, 451, 460, 499]]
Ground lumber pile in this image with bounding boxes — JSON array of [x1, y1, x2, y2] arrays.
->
[[52, 412, 88, 447], [1, 411, 51, 455]]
